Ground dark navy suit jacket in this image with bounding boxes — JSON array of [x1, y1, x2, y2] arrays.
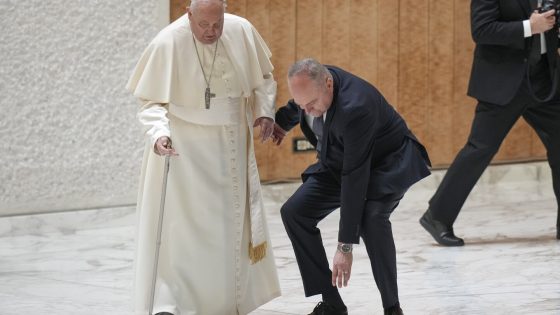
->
[[467, 0, 560, 105], [276, 66, 431, 243]]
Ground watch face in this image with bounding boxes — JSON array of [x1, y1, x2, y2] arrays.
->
[[341, 244, 351, 252]]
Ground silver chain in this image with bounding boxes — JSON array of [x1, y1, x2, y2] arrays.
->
[[192, 35, 219, 89]]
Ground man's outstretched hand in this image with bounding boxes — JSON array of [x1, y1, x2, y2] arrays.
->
[[332, 250, 353, 288]]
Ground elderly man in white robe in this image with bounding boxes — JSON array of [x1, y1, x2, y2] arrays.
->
[[126, 1, 281, 314]]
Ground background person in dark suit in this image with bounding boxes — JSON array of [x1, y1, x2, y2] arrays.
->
[[272, 58, 431, 315], [420, 0, 560, 246]]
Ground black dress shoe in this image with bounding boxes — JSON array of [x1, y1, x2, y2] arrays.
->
[[308, 301, 348, 315], [420, 210, 464, 246], [155, 313, 173, 315], [384, 304, 404, 315]]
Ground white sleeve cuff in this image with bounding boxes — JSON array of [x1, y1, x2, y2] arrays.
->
[[523, 20, 532, 37], [150, 129, 171, 148], [137, 103, 171, 147], [253, 74, 277, 120]]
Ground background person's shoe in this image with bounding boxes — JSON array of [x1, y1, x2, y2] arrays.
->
[[384, 304, 404, 315], [420, 210, 464, 246], [308, 301, 348, 315]]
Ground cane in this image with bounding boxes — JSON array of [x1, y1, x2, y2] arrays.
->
[[148, 154, 171, 315]]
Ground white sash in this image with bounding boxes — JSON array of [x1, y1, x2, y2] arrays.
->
[[169, 96, 243, 126]]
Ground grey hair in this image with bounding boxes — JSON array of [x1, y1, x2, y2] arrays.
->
[[287, 58, 331, 86], [190, 0, 226, 12]]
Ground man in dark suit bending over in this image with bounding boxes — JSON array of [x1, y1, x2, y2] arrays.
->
[[272, 58, 431, 315], [420, 0, 560, 247]]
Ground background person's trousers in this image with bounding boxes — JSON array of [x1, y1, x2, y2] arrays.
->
[[429, 64, 560, 227]]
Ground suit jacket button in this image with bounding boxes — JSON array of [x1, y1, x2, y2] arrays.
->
[[523, 58, 527, 63]]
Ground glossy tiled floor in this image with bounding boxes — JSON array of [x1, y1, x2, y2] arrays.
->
[[0, 162, 558, 314]]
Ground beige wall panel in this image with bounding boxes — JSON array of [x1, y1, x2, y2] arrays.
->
[[243, 1, 272, 179], [269, 0, 297, 111], [244, 0, 269, 34], [296, 0, 323, 60], [495, 120, 534, 161], [451, 0, 476, 164], [263, 0, 300, 180], [322, 0, 351, 69], [398, 0, 429, 141], [226, 0, 247, 17], [426, 0, 455, 166], [171, 0, 186, 22], [530, 128, 547, 158], [377, 0, 399, 105], [282, 0, 327, 178], [349, 0, 377, 84]]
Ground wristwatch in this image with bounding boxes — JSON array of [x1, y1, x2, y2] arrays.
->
[[337, 243, 353, 254]]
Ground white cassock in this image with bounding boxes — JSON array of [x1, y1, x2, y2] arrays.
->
[[126, 13, 280, 315]]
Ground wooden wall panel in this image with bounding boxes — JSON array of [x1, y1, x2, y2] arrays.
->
[[398, 0, 429, 142], [322, 0, 351, 69], [377, 0, 399, 105], [264, 0, 299, 180], [452, 0, 476, 163], [426, 0, 455, 166], [495, 120, 533, 161], [244, 0, 268, 33], [242, 1, 271, 179], [267, 0, 297, 109], [226, 0, 247, 16], [530, 126, 547, 157], [169, 0, 547, 180], [170, 0, 187, 22], [296, 0, 323, 60], [349, 0, 377, 84], [280, 0, 327, 180]]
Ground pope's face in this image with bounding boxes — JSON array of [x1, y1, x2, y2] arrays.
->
[[187, 2, 224, 45], [288, 74, 333, 117]]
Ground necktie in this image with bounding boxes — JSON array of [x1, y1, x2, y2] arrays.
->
[[312, 116, 324, 154]]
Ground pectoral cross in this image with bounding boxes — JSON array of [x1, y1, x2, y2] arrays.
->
[[205, 87, 216, 109]]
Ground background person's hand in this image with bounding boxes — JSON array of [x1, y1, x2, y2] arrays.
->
[[271, 123, 288, 146], [154, 136, 178, 156], [530, 9, 556, 34], [254, 117, 274, 143]]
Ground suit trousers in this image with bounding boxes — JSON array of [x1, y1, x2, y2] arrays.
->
[[429, 58, 560, 227], [280, 169, 405, 309]]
